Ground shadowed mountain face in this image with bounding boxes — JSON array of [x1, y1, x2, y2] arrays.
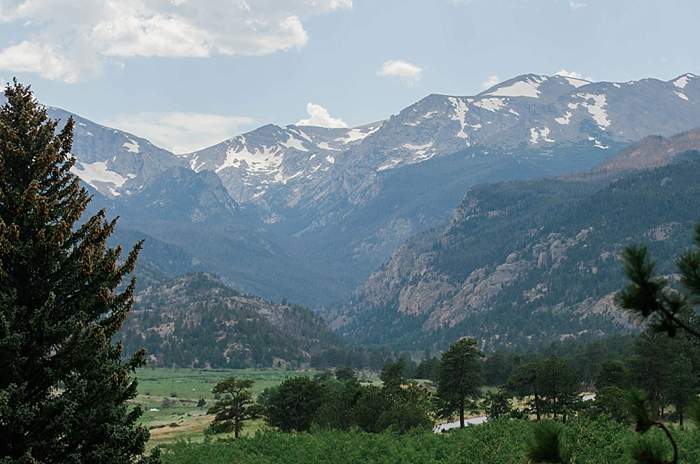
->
[[85, 167, 342, 306], [10, 72, 700, 307], [335, 134, 700, 351]]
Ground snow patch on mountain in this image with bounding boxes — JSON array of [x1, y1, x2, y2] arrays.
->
[[485, 76, 544, 98], [122, 139, 140, 153], [187, 154, 206, 172], [337, 125, 381, 144], [448, 97, 470, 140], [563, 77, 590, 88], [71, 161, 130, 194], [673, 74, 693, 89], [404, 110, 440, 126], [576, 94, 610, 128], [404, 142, 433, 154], [318, 142, 340, 151], [587, 136, 609, 149], [555, 111, 573, 125], [281, 134, 309, 152], [530, 127, 554, 144], [473, 97, 506, 112], [218, 144, 283, 173]]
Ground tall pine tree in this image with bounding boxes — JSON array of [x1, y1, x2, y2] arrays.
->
[[436, 338, 483, 428], [0, 81, 156, 463]]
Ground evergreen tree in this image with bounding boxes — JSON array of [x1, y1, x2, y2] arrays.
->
[[0, 81, 155, 462], [379, 359, 406, 392], [482, 389, 518, 420], [314, 377, 362, 431], [507, 362, 543, 420], [334, 366, 357, 383], [436, 338, 483, 428], [595, 360, 631, 390], [590, 387, 632, 423], [618, 225, 700, 339], [526, 421, 571, 464], [350, 385, 388, 433], [631, 332, 675, 418], [207, 378, 257, 438], [415, 352, 440, 382], [260, 377, 325, 432], [666, 354, 696, 427], [537, 357, 579, 423]]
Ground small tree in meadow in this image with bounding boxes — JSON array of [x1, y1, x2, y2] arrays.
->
[[207, 377, 257, 438]]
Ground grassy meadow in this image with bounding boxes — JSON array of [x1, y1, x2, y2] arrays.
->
[[134, 367, 381, 447], [133, 368, 312, 447]]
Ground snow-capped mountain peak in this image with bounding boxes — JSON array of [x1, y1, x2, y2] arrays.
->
[[178, 121, 385, 203], [48, 108, 186, 197]]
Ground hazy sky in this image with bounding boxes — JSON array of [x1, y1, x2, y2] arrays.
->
[[0, 0, 698, 152]]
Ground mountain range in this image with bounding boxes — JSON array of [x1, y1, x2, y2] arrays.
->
[[41, 73, 700, 306], [5, 72, 700, 358]]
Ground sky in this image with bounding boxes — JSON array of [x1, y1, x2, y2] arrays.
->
[[0, 0, 698, 153]]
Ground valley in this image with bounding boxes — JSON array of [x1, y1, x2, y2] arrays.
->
[[5, 3, 700, 463]]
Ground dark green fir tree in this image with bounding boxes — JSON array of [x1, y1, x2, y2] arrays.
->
[[0, 80, 157, 463]]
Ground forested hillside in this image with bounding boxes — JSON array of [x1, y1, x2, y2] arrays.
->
[[120, 274, 342, 368], [338, 151, 700, 351]]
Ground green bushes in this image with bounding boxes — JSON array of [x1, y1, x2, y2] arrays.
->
[[162, 418, 700, 464]]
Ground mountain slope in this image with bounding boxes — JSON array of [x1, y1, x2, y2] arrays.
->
[[120, 273, 342, 368], [89, 167, 341, 305], [178, 73, 700, 305], [336, 138, 700, 350]]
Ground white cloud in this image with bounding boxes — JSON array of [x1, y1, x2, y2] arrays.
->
[[0, 0, 352, 82], [377, 59, 423, 84], [555, 69, 593, 81], [296, 102, 347, 128], [0, 41, 81, 83], [568, 0, 587, 9], [481, 75, 500, 89], [105, 111, 256, 154]]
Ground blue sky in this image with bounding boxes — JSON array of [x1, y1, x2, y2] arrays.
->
[[0, 0, 698, 152]]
